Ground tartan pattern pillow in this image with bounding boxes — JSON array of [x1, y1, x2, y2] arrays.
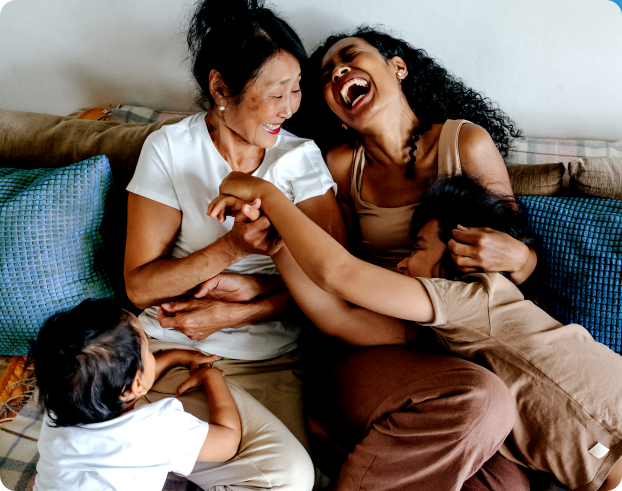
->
[[520, 196, 622, 353], [0, 156, 117, 356], [507, 138, 622, 166]]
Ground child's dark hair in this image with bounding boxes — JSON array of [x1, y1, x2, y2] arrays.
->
[[412, 175, 534, 281], [32, 298, 144, 427]]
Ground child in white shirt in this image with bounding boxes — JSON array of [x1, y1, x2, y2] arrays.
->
[[32, 298, 241, 491]]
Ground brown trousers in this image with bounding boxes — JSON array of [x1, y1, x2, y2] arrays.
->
[[314, 345, 530, 491]]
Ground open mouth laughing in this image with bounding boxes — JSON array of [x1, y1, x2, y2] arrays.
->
[[263, 123, 282, 134], [339, 77, 370, 109]]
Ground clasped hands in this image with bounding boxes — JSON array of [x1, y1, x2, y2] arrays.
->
[[208, 172, 532, 277], [158, 175, 285, 341]]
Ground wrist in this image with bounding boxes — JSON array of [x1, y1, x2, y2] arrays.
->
[[217, 234, 247, 264]]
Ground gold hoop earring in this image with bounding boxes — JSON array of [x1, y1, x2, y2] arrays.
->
[[342, 123, 348, 130]]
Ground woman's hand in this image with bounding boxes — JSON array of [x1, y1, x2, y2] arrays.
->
[[194, 273, 285, 302], [158, 298, 250, 341], [448, 225, 530, 275]]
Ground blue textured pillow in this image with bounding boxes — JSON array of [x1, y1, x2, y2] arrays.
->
[[0, 156, 117, 356], [519, 196, 622, 353]]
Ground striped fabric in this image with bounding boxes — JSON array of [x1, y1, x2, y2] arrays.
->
[[506, 137, 622, 165]]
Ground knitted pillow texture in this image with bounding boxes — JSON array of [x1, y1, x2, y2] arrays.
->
[[0, 156, 116, 355], [520, 196, 622, 354]]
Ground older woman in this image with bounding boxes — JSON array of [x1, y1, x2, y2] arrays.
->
[[123, 0, 344, 489]]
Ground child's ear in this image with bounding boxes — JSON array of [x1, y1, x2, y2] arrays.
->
[[119, 370, 147, 402]]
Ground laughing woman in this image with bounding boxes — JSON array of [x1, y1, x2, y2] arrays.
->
[[296, 26, 538, 491], [123, 1, 345, 489]]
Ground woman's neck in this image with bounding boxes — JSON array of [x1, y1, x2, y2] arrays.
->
[[360, 99, 420, 168], [205, 111, 265, 173]]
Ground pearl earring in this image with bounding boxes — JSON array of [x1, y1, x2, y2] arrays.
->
[[397, 72, 403, 78], [219, 105, 225, 111]]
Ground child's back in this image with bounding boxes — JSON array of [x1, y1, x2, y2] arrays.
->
[[35, 398, 208, 491]]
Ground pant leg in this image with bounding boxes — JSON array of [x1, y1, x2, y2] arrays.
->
[[213, 348, 310, 454], [321, 346, 516, 491], [139, 340, 314, 491], [461, 452, 531, 491]]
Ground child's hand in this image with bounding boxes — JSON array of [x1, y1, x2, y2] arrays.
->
[[174, 350, 218, 369], [176, 363, 224, 397], [208, 196, 262, 224], [217, 171, 274, 203]]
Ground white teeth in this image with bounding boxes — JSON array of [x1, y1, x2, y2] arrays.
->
[[339, 78, 369, 107], [351, 94, 365, 107], [264, 123, 280, 130]]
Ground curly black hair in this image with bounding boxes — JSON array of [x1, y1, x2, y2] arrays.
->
[[292, 25, 522, 177]]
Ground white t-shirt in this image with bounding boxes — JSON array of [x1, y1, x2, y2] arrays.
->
[[34, 398, 209, 491], [127, 112, 337, 360]]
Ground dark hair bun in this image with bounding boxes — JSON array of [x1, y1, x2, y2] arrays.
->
[[187, 0, 307, 108]]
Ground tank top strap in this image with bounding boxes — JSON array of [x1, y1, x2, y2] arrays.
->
[[350, 141, 366, 201], [437, 119, 471, 177]]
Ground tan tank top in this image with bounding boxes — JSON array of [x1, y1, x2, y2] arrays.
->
[[350, 119, 470, 270]]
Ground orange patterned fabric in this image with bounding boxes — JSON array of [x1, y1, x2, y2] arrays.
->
[[0, 356, 34, 424]]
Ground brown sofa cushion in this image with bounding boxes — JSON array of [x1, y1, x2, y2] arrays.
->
[[569, 157, 622, 200], [0, 109, 185, 310], [507, 163, 565, 196]]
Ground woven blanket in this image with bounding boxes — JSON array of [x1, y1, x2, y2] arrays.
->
[[0, 393, 199, 491]]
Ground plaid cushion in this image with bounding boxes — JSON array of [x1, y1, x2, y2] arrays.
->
[[507, 138, 622, 165]]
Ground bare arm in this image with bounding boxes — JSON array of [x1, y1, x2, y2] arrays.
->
[[210, 176, 435, 324], [455, 124, 537, 284], [151, 189, 347, 340], [124, 194, 279, 309], [177, 367, 241, 463], [153, 349, 217, 382], [272, 246, 421, 345]]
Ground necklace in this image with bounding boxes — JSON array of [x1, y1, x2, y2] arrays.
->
[[205, 115, 232, 165]]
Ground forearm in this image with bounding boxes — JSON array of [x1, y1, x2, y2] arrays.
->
[[509, 246, 537, 285], [203, 372, 240, 432], [259, 186, 355, 293], [273, 248, 413, 346], [198, 371, 241, 462], [153, 350, 182, 381], [126, 236, 242, 309]]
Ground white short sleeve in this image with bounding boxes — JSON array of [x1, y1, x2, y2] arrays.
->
[[287, 142, 338, 205], [159, 399, 210, 475], [127, 130, 181, 210]]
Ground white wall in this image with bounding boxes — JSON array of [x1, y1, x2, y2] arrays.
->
[[0, 0, 621, 140]]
